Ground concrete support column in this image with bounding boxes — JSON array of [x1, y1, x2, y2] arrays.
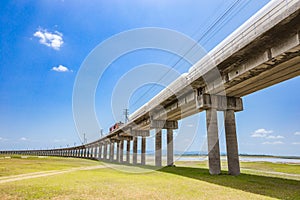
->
[[224, 109, 240, 175], [107, 143, 110, 160], [133, 137, 138, 165], [95, 146, 99, 158], [98, 143, 102, 160], [93, 146, 97, 158], [88, 147, 91, 158], [120, 140, 124, 163], [110, 142, 114, 162], [87, 148, 89, 157], [104, 143, 108, 160], [206, 108, 221, 175], [116, 142, 120, 163], [84, 148, 87, 158], [167, 129, 174, 166], [83, 147, 87, 158], [89, 147, 92, 158], [155, 129, 162, 167], [84, 148, 87, 157], [126, 139, 130, 163], [87, 148, 90, 158], [141, 136, 146, 165]]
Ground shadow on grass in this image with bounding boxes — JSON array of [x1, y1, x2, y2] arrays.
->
[[99, 160, 300, 199], [85, 159, 300, 199], [157, 166, 300, 199]]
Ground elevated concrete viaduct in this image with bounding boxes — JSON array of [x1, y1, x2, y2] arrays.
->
[[1, 0, 300, 176]]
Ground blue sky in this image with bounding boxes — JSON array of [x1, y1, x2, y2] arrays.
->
[[0, 0, 299, 156]]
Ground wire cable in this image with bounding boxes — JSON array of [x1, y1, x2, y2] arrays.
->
[[130, 0, 243, 110]]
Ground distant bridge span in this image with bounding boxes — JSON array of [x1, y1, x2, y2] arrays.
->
[[2, 0, 300, 175]]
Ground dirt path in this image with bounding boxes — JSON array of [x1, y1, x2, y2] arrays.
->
[[242, 168, 300, 179], [0, 165, 106, 184]]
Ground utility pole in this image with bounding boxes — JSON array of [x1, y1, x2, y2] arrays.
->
[[123, 108, 129, 123], [83, 133, 87, 144], [100, 129, 103, 138]]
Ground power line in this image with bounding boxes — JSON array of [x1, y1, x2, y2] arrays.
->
[[130, 0, 243, 109], [201, 0, 252, 46]]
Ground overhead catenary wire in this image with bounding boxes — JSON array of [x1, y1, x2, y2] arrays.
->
[[130, 0, 244, 110]]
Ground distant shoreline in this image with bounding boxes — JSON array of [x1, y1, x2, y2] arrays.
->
[[172, 154, 300, 164], [176, 153, 300, 160]]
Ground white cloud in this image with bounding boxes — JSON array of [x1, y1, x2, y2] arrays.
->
[[251, 129, 284, 140], [292, 142, 300, 145], [262, 141, 284, 145], [20, 137, 28, 141], [251, 128, 273, 138], [51, 65, 71, 72], [33, 28, 63, 50], [294, 131, 300, 135], [0, 137, 8, 141], [266, 135, 284, 139]]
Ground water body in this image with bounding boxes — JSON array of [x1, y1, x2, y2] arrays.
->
[[175, 156, 300, 164]]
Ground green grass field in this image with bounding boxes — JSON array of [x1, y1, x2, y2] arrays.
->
[[0, 155, 299, 200]]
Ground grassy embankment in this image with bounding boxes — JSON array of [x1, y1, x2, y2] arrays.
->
[[0, 155, 299, 200]]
